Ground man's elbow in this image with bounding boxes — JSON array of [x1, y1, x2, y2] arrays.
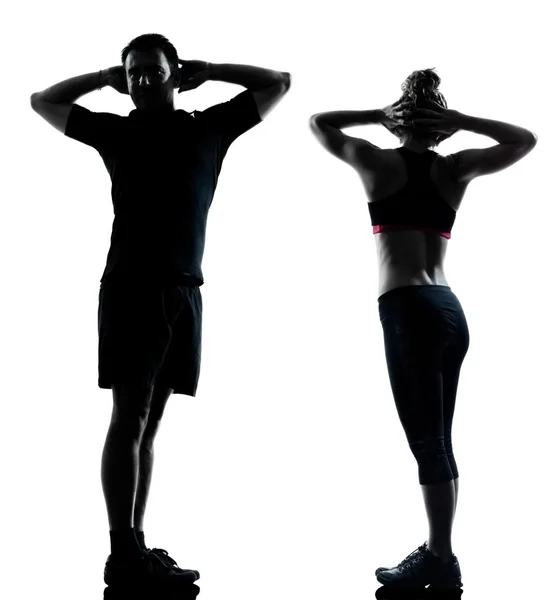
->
[[272, 71, 291, 94], [30, 92, 50, 110], [283, 72, 292, 91]]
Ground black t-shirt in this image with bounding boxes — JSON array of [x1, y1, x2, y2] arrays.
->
[[64, 89, 261, 285]]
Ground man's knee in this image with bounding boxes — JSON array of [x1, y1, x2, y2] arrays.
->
[[141, 386, 173, 444], [112, 382, 155, 422]]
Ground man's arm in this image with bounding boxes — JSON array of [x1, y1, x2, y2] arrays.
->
[[31, 70, 110, 104], [30, 70, 112, 134], [209, 63, 291, 120]]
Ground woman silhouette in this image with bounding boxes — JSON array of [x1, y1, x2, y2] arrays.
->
[[309, 68, 537, 589]]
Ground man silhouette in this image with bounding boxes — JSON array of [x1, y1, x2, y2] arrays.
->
[[30, 33, 291, 586]]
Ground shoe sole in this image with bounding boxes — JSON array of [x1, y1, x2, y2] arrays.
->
[[429, 576, 463, 589], [376, 568, 462, 588]]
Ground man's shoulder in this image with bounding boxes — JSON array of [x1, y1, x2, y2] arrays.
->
[[71, 104, 128, 128]]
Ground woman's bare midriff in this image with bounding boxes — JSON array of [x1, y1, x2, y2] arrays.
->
[[355, 148, 469, 298]]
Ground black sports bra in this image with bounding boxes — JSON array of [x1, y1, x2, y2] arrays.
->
[[367, 147, 456, 239]]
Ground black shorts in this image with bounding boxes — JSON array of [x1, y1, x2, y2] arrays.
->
[[98, 280, 202, 396]]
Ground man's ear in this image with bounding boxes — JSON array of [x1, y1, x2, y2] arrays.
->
[[172, 66, 181, 89]]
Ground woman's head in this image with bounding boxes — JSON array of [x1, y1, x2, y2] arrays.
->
[[392, 67, 448, 148]]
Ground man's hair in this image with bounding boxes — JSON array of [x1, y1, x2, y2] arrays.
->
[[121, 33, 179, 78], [393, 67, 448, 147]]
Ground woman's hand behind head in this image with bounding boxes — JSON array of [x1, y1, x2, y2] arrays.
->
[[412, 101, 463, 136]]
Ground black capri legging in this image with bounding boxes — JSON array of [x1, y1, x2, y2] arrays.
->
[[378, 284, 470, 485]]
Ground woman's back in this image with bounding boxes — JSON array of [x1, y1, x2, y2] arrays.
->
[[309, 67, 537, 298], [354, 146, 469, 297]]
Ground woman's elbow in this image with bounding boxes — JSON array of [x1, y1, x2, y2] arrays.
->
[[309, 114, 324, 128]]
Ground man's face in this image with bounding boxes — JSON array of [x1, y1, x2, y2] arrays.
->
[[125, 48, 178, 111]]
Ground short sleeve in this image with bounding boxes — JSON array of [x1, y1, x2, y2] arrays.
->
[[199, 89, 261, 147], [64, 104, 119, 151]]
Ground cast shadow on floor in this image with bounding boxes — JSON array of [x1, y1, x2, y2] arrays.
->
[[102, 581, 464, 600]]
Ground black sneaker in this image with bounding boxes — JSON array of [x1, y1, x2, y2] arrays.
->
[[375, 542, 463, 589], [148, 547, 200, 579], [375, 543, 428, 578], [104, 550, 199, 587]]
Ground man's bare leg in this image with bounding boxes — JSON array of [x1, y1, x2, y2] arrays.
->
[[134, 386, 173, 536], [453, 477, 459, 522], [101, 383, 153, 557]]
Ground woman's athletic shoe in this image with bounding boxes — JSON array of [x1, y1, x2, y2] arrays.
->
[[375, 542, 463, 588]]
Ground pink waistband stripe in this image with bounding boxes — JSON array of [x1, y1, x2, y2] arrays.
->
[[373, 225, 451, 239]]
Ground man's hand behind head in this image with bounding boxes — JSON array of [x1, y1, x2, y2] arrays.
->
[[107, 66, 130, 95]]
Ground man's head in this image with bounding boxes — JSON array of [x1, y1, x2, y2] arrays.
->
[[121, 33, 181, 112], [391, 68, 448, 149]]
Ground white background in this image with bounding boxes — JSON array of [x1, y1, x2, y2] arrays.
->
[[4, 1, 546, 598]]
